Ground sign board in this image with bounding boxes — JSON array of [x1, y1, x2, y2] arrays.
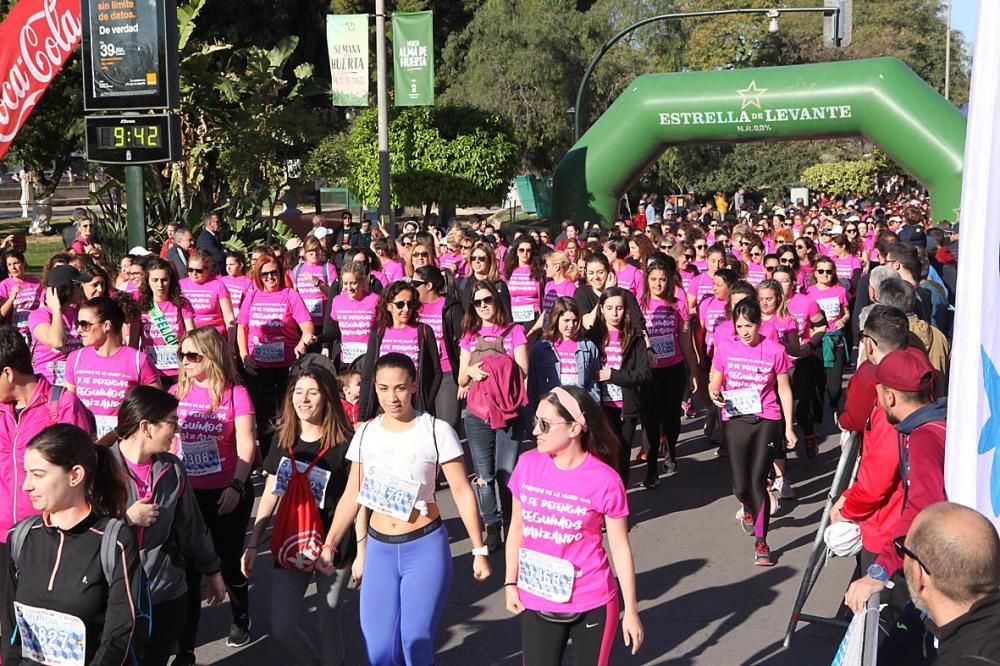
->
[[81, 0, 179, 110], [392, 11, 434, 106], [85, 113, 181, 163]]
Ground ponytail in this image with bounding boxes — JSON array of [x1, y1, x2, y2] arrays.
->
[[92, 446, 129, 518]]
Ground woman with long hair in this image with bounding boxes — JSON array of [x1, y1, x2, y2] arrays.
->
[[172, 326, 257, 660], [236, 251, 316, 457], [135, 257, 195, 385], [541, 251, 577, 321], [591, 287, 652, 487], [628, 234, 655, 268], [28, 265, 84, 386], [328, 259, 379, 369], [413, 265, 465, 430], [504, 386, 643, 666], [670, 241, 700, 299], [745, 239, 767, 287], [830, 233, 863, 294], [221, 250, 253, 318], [573, 253, 644, 331], [289, 236, 338, 329], [605, 236, 643, 297], [503, 236, 547, 337], [405, 238, 437, 277], [458, 279, 529, 551], [640, 262, 700, 487], [438, 225, 468, 277], [243, 365, 361, 666], [357, 280, 440, 421], [3, 424, 144, 666], [0, 250, 43, 340], [527, 296, 600, 406], [708, 298, 796, 567], [805, 256, 851, 424], [793, 236, 818, 290], [372, 236, 405, 283], [179, 249, 235, 340], [459, 240, 512, 310], [317, 353, 492, 666], [77, 262, 112, 301], [111, 386, 226, 666], [65, 295, 160, 440]]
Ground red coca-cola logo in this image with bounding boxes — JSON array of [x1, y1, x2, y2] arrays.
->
[[0, 0, 81, 151]]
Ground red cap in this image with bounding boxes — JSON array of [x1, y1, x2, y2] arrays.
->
[[876, 349, 935, 392]]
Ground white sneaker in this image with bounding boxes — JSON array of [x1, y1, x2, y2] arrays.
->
[[773, 475, 796, 499]]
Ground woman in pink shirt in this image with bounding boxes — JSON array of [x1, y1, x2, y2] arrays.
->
[[413, 265, 464, 430], [405, 239, 437, 277], [805, 256, 851, 426], [0, 251, 44, 338], [541, 251, 577, 321], [708, 298, 795, 567], [605, 237, 643, 299], [372, 236, 405, 283], [65, 295, 161, 441], [221, 250, 253, 318], [329, 260, 379, 369], [179, 250, 235, 340], [437, 226, 468, 277], [505, 386, 643, 665], [830, 233, 862, 294], [745, 240, 767, 287], [289, 236, 338, 328], [794, 236, 818, 290], [503, 236, 546, 337], [136, 258, 196, 386], [28, 265, 85, 386]]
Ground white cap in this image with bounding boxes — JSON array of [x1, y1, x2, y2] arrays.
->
[[824, 521, 862, 557], [845, 215, 860, 222], [128, 246, 152, 256], [312, 226, 331, 240], [285, 237, 303, 251]]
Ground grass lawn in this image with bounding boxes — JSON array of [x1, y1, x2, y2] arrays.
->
[[0, 216, 74, 273]]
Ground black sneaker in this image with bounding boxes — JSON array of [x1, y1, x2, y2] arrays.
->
[[484, 523, 502, 552], [171, 653, 196, 666], [226, 620, 251, 648], [642, 472, 659, 489]]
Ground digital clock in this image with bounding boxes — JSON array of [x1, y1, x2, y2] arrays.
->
[[85, 114, 181, 164]]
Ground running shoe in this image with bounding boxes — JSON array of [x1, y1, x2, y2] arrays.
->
[[739, 512, 755, 536], [662, 460, 677, 476], [226, 620, 251, 647], [774, 475, 797, 499], [642, 472, 660, 489], [805, 434, 818, 459], [754, 542, 774, 567], [636, 449, 648, 462], [485, 523, 503, 552]]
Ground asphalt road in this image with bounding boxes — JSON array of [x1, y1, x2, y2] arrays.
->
[[188, 412, 856, 666]]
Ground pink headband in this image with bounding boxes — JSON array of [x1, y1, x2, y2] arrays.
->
[[551, 387, 586, 428]]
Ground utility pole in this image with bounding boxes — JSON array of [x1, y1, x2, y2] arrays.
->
[[375, 0, 394, 236], [124, 166, 146, 249], [945, 0, 952, 101]]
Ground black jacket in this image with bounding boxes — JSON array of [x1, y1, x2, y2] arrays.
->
[[196, 229, 226, 274], [439, 297, 464, 381], [590, 329, 651, 418], [934, 591, 1000, 665], [573, 285, 646, 331], [358, 323, 442, 420], [165, 245, 188, 280]]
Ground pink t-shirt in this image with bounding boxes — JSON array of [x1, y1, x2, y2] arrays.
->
[[289, 262, 337, 324], [506, 266, 542, 322], [761, 314, 800, 349], [806, 284, 849, 325], [600, 328, 624, 407], [220, 276, 253, 317], [379, 325, 421, 370], [459, 322, 528, 356], [438, 251, 466, 277], [508, 450, 628, 613], [679, 267, 699, 296], [179, 277, 230, 334], [28, 306, 82, 385], [746, 262, 767, 287], [711, 337, 790, 421], [542, 279, 576, 316], [382, 259, 405, 283], [65, 346, 158, 434], [418, 296, 452, 373], [123, 456, 154, 499], [698, 297, 729, 357], [236, 288, 312, 368], [0, 277, 44, 334], [614, 264, 643, 299], [173, 383, 254, 489], [140, 299, 195, 377], [833, 256, 862, 288], [330, 292, 379, 365], [692, 260, 708, 272], [689, 272, 715, 307], [787, 293, 821, 347], [554, 338, 578, 385], [643, 297, 689, 368]]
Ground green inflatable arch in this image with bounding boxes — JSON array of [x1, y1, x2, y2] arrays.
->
[[551, 57, 966, 225]]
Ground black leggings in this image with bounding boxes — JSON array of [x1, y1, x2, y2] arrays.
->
[[178, 485, 254, 653], [821, 343, 847, 415], [642, 363, 686, 475], [791, 356, 823, 437], [521, 598, 619, 666], [243, 365, 289, 459], [142, 594, 188, 666], [603, 405, 640, 488], [724, 416, 780, 540]]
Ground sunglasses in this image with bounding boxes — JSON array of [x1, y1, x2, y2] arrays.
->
[[179, 351, 204, 363], [391, 300, 415, 310], [804, 232, 817, 237], [783, 222, 793, 227], [471, 254, 488, 262], [461, 244, 474, 250], [412, 251, 430, 258], [128, 271, 145, 278], [410, 280, 427, 288], [683, 253, 695, 260], [472, 296, 495, 308], [694, 244, 706, 250], [816, 268, 834, 275], [533, 416, 570, 434], [187, 267, 205, 276], [659, 244, 673, 251], [780, 257, 795, 264], [750, 251, 762, 257], [893, 537, 931, 575], [402, 241, 414, 248], [740, 241, 751, 247], [77, 319, 98, 331], [795, 244, 807, 250], [260, 269, 281, 279], [517, 247, 533, 254], [846, 229, 858, 234], [765, 265, 778, 272]]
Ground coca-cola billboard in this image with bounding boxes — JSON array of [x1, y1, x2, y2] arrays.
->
[[0, 0, 82, 160]]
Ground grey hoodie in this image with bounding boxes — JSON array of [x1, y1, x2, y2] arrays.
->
[[111, 444, 221, 605]]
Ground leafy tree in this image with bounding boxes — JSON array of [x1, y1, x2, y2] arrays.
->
[[305, 132, 352, 186], [347, 105, 520, 219], [801, 159, 879, 196]]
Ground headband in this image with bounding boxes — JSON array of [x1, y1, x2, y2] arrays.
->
[[551, 387, 586, 428]]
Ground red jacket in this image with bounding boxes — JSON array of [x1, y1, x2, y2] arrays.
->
[[466, 354, 527, 429], [839, 360, 878, 434]]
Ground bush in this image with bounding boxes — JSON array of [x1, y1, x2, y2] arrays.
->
[[801, 159, 879, 197]]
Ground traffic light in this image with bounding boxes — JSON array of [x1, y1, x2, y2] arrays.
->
[[824, 0, 852, 48]]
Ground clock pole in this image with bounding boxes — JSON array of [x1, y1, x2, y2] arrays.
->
[[125, 166, 146, 249]]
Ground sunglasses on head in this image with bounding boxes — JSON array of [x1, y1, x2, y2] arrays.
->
[[391, 300, 415, 310], [260, 269, 280, 279], [472, 295, 495, 308], [179, 350, 204, 363]]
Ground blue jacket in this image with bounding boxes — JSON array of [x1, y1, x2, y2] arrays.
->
[[527, 338, 601, 407]]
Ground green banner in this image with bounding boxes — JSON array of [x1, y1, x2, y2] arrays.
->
[[326, 14, 369, 107], [392, 11, 434, 106]]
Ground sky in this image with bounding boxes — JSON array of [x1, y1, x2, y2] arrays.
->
[[952, 0, 980, 47]]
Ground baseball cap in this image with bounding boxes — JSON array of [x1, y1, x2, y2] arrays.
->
[[876, 350, 935, 392], [45, 265, 85, 288], [312, 227, 331, 240], [128, 246, 152, 257], [285, 237, 303, 252]]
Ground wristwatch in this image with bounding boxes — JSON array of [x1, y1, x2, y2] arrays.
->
[[471, 546, 489, 557], [229, 477, 245, 494], [866, 563, 889, 582]]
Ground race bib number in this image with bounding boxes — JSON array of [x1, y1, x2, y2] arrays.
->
[[723, 388, 763, 417], [601, 382, 623, 404], [94, 415, 117, 440], [147, 344, 179, 371], [357, 465, 420, 521], [511, 304, 536, 323], [304, 298, 323, 317], [13, 310, 29, 330], [517, 548, 575, 603], [181, 439, 223, 477], [560, 372, 577, 387], [816, 297, 842, 322], [651, 334, 676, 358], [49, 361, 67, 387], [253, 341, 285, 364], [14, 602, 86, 666], [273, 457, 332, 507], [341, 341, 367, 364]]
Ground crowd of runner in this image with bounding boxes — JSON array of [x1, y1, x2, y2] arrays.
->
[[0, 177, 977, 665]]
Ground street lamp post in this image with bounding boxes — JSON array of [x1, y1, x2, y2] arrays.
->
[[573, 5, 847, 142]]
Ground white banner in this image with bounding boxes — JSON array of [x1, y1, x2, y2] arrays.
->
[[944, 0, 1000, 531]]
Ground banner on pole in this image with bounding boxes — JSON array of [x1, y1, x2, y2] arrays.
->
[[392, 11, 433, 106], [0, 0, 82, 160], [326, 14, 369, 107]]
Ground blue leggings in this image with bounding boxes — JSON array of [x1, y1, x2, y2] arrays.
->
[[360, 520, 453, 665]]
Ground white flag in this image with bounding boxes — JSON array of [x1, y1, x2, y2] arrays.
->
[[944, 0, 1000, 530]]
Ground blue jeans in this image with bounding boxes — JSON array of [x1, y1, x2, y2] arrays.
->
[[463, 412, 520, 527]]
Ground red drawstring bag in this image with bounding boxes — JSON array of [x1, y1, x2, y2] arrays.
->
[[271, 444, 329, 572]]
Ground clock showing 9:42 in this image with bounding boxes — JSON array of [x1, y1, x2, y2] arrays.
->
[[85, 113, 181, 164]]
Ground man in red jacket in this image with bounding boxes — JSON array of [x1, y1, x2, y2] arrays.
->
[[845, 349, 948, 615]]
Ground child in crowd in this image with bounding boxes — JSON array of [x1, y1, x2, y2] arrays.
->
[[339, 368, 361, 426]]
